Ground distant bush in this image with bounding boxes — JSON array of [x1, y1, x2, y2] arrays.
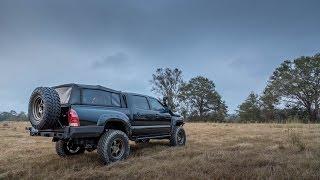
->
[[285, 128, 307, 151], [0, 110, 28, 122]]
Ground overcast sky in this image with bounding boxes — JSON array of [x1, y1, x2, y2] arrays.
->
[[0, 0, 319, 113]]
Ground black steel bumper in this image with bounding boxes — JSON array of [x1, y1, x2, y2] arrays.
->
[[27, 126, 104, 139]]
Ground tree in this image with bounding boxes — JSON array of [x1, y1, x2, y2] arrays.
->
[[150, 68, 183, 112], [237, 92, 261, 122], [210, 97, 228, 122], [266, 54, 320, 122], [260, 86, 279, 122], [178, 99, 192, 120], [179, 76, 227, 121]]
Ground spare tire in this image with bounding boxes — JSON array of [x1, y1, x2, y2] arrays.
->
[[28, 87, 61, 130]]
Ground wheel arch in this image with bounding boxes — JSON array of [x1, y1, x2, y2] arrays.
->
[[175, 120, 184, 126], [97, 112, 131, 135], [104, 119, 130, 135], [172, 116, 185, 127]]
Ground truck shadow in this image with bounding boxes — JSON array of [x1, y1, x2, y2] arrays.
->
[[129, 140, 170, 156], [35, 141, 172, 166]]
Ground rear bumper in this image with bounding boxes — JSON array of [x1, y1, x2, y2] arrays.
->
[[27, 126, 104, 139]]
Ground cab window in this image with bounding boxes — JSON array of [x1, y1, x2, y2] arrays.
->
[[132, 96, 150, 110], [149, 98, 165, 112], [111, 93, 121, 107]]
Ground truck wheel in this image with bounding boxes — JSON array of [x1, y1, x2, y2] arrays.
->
[[28, 87, 61, 130], [55, 140, 85, 157], [97, 130, 130, 165], [170, 126, 186, 146]]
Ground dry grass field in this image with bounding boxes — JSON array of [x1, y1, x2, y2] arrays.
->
[[0, 121, 320, 180]]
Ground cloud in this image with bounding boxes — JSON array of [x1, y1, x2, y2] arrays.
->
[[0, 0, 320, 113], [92, 52, 128, 69]]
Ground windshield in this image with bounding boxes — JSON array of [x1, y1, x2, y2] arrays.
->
[[55, 87, 72, 104]]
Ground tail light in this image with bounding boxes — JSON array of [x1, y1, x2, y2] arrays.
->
[[68, 109, 80, 127]]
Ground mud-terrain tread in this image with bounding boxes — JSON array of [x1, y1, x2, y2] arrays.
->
[[28, 87, 61, 130], [55, 140, 69, 157], [170, 126, 186, 146], [97, 130, 130, 165], [55, 140, 85, 157]]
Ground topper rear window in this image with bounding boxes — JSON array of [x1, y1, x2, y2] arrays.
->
[[55, 87, 72, 104]]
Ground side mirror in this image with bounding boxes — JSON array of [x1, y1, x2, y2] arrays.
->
[[161, 107, 171, 114], [162, 97, 168, 107]]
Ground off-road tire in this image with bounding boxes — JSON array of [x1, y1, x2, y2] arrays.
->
[[55, 140, 85, 157], [28, 87, 61, 130], [170, 126, 186, 146], [97, 130, 130, 165]]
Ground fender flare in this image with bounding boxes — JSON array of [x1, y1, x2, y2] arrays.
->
[[171, 116, 184, 128], [97, 112, 131, 134]]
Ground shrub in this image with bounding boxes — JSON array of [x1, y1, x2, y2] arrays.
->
[[287, 129, 306, 151]]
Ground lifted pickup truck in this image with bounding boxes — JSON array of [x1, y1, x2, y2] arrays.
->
[[27, 84, 185, 164]]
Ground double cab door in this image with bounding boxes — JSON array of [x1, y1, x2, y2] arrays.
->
[[129, 95, 171, 137]]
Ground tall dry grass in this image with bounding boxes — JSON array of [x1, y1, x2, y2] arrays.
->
[[0, 122, 320, 179]]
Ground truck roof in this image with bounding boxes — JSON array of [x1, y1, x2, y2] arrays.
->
[[54, 83, 120, 93], [54, 83, 156, 99]]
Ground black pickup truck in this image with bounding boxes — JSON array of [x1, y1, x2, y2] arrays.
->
[[27, 84, 185, 164]]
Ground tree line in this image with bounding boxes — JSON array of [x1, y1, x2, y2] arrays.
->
[[151, 53, 320, 123], [238, 54, 320, 123], [0, 110, 28, 121]]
